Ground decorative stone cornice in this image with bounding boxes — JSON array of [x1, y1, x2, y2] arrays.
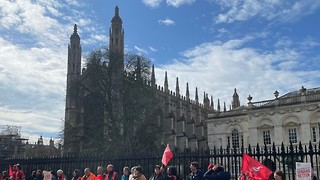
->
[[249, 103, 319, 117], [209, 117, 245, 125]]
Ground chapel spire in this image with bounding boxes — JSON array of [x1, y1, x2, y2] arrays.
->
[[64, 23, 82, 154], [232, 88, 240, 109], [211, 95, 214, 109], [186, 83, 190, 101], [73, 24, 77, 33], [70, 24, 80, 42], [135, 56, 142, 81], [176, 77, 180, 97], [151, 65, 155, 87], [195, 87, 199, 104], [115, 5, 119, 16], [109, 5, 124, 59], [164, 71, 169, 93], [108, 6, 125, 139]]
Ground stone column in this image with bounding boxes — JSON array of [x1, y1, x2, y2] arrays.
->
[[300, 123, 311, 145], [273, 125, 283, 146], [248, 127, 258, 145]]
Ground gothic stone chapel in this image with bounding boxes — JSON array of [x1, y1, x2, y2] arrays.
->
[[64, 6, 215, 154]]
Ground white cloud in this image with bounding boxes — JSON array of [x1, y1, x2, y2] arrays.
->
[[218, 28, 228, 33], [0, 0, 99, 143], [154, 37, 320, 108], [166, 0, 195, 7], [0, 36, 66, 142], [141, 0, 163, 8], [212, 0, 320, 24], [149, 46, 158, 52], [159, 18, 175, 26], [134, 45, 149, 54], [142, 0, 195, 8]]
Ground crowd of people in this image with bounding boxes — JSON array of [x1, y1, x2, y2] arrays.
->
[[3, 162, 318, 180], [0, 162, 231, 180]]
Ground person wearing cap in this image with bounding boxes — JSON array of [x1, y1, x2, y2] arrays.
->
[[129, 166, 137, 180], [2, 171, 10, 180], [105, 164, 118, 180], [207, 165, 213, 171], [57, 170, 66, 180], [132, 166, 145, 180], [203, 164, 230, 180], [121, 167, 130, 180]]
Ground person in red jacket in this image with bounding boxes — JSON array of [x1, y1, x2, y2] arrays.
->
[[15, 164, 25, 180], [57, 170, 66, 180], [71, 169, 82, 180], [105, 165, 118, 180], [11, 165, 18, 180], [96, 167, 104, 180]]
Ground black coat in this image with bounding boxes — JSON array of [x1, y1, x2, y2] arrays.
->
[[149, 173, 166, 180], [204, 169, 230, 180], [189, 170, 204, 180]]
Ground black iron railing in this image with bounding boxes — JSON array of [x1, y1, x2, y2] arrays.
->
[[1, 142, 319, 180]]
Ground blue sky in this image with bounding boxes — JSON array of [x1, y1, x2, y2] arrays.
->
[[0, 0, 320, 144]]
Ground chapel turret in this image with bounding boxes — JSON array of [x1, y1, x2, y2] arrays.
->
[[109, 6, 124, 59], [64, 24, 82, 154], [232, 88, 240, 109], [108, 6, 125, 137]]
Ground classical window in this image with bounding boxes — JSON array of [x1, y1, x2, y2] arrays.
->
[[241, 135, 244, 146], [227, 129, 243, 148], [232, 129, 240, 148], [311, 127, 317, 143], [311, 123, 320, 143], [319, 122, 320, 138], [288, 128, 297, 144], [319, 122, 320, 140], [262, 130, 271, 145]]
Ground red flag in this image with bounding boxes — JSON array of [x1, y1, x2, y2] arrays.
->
[[241, 153, 272, 180], [9, 165, 13, 176], [162, 144, 173, 166]]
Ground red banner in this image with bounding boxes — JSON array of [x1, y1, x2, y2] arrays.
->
[[241, 153, 272, 180], [9, 165, 13, 176], [162, 144, 173, 166]]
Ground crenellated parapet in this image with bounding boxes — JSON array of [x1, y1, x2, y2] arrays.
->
[[124, 67, 216, 151]]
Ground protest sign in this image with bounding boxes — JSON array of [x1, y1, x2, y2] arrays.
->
[[296, 162, 312, 180]]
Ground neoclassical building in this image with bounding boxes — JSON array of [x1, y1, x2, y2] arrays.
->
[[207, 87, 320, 149]]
